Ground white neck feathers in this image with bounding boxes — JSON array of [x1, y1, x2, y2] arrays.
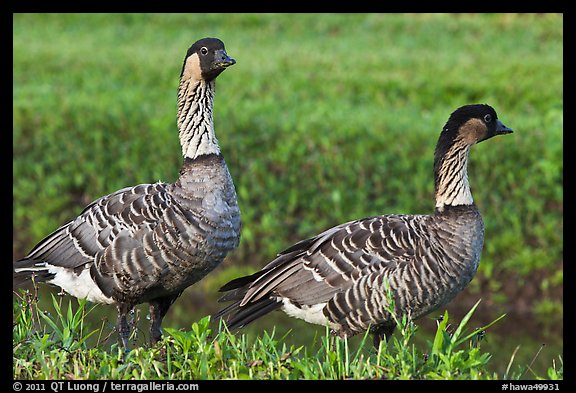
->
[[177, 76, 220, 160], [435, 145, 474, 210]]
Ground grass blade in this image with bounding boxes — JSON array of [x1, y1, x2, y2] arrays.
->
[[450, 299, 481, 346], [453, 312, 507, 347], [504, 345, 521, 379], [431, 310, 449, 358]]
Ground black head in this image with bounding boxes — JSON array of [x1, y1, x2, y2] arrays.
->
[[180, 37, 236, 82], [441, 104, 512, 145], [434, 104, 512, 174]]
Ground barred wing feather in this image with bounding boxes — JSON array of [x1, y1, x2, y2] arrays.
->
[[14, 183, 193, 301]]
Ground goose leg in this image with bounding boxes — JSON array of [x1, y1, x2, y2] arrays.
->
[[117, 304, 131, 350], [149, 295, 179, 345], [372, 323, 396, 349]]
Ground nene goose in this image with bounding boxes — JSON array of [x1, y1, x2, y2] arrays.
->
[[216, 104, 512, 347], [14, 37, 241, 348]]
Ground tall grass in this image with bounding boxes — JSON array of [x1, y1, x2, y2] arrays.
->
[[13, 289, 562, 380]]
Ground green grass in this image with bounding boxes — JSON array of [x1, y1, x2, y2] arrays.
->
[[13, 13, 563, 379], [13, 288, 562, 380]]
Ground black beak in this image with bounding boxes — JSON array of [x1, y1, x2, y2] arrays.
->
[[495, 119, 513, 135], [214, 49, 236, 69]]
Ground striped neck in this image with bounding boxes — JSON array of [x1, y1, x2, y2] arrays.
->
[[177, 78, 220, 160], [434, 138, 473, 211]]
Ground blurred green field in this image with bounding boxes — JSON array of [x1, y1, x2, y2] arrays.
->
[[13, 13, 562, 377]]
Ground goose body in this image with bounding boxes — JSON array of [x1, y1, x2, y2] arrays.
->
[[14, 38, 241, 347], [216, 104, 512, 346]]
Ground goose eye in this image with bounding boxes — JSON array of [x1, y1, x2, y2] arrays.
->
[[200, 47, 209, 56], [483, 114, 492, 123]]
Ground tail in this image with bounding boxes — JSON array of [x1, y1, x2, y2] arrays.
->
[[214, 272, 281, 330], [214, 237, 321, 331], [13, 222, 72, 290], [13, 259, 54, 289]]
